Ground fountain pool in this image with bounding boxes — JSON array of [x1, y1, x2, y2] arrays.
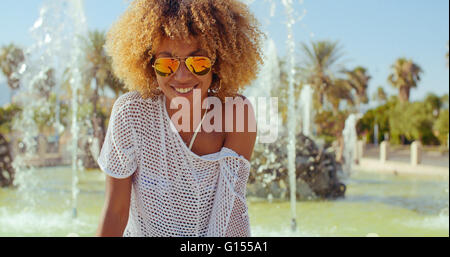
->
[[1, 167, 447, 237]]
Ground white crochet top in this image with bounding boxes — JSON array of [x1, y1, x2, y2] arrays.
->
[[97, 91, 251, 237]]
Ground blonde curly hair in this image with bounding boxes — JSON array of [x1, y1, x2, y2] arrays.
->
[[105, 0, 264, 101]]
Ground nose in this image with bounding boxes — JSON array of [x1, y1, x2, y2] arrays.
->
[[173, 61, 193, 81]]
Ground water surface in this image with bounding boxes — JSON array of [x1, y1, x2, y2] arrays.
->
[[0, 167, 448, 237]]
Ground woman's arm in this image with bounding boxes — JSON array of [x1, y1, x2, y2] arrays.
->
[[221, 96, 256, 237], [96, 175, 133, 237], [223, 95, 257, 161]]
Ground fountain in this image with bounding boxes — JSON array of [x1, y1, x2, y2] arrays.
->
[[282, 0, 299, 233], [342, 113, 359, 176], [244, 38, 281, 146], [10, 0, 88, 218], [244, 0, 303, 232], [244, 0, 307, 232], [298, 84, 314, 137], [243, 0, 337, 233]]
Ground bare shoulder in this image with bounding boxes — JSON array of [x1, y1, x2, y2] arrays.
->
[[223, 94, 257, 161]]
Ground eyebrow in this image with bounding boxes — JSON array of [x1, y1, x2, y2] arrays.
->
[[157, 49, 205, 57]]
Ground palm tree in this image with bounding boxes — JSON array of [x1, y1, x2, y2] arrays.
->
[[299, 40, 346, 111], [388, 58, 422, 103], [424, 93, 443, 117], [0, 44, 25, 102], [325, 78, 354, 114], [82, 30, 129, 167], [372, 86, 388, 105], [33, 68, 56, 99], [105, 71, 126, 99], [343, 66, 370, 111], [82, 30, 111, 163]]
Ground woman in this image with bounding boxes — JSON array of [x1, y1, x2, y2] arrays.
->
[[96, 0, 263, 237]]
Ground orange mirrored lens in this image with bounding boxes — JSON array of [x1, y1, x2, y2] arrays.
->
[[154, 57, 212, 77], [154, 58, 179, 77], [186, 57, 212, 76]]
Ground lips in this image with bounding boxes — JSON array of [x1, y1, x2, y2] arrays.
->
[[171, 84, 199, 94], [174, 87, 194, 93]]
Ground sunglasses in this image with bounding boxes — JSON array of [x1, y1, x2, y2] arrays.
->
[[152, 56, 213, 77]]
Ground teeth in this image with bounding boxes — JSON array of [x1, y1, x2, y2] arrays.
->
[[174, 87, 194, 94]]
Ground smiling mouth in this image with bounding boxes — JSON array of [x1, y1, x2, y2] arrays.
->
[[171, 85, 199, 94]]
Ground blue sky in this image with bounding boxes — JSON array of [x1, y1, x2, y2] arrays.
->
[[1, 0, 449, 107]]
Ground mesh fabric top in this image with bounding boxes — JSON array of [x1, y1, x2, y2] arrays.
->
[[98, 92, 251, 237]]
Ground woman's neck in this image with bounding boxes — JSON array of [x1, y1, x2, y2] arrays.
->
[[164, 94, 210, 133]]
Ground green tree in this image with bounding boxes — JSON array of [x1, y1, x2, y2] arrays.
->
[[0, 43, 25, 102], [424, 93, 443, 117], [0, 104, 22, 135], [105, 73, 126, 99], [433, 109, 449, 146], [389, 100, 439, 145], [440, 94, 448, 109], [315, 110, 348, 145], [32, 94, 70, 133], [388, 58, 422, 103], [372, 86, 388, 105], [357, 99, 394, 144], [33, 68, 56, 99], [324, 78, 354, 114]]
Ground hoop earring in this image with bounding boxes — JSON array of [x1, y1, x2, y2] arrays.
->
[[148, 81, 162, 94], [209, 80, 222, 95]]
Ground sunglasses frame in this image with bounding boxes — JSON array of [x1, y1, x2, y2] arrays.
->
[[152, 56, 214, 77]]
